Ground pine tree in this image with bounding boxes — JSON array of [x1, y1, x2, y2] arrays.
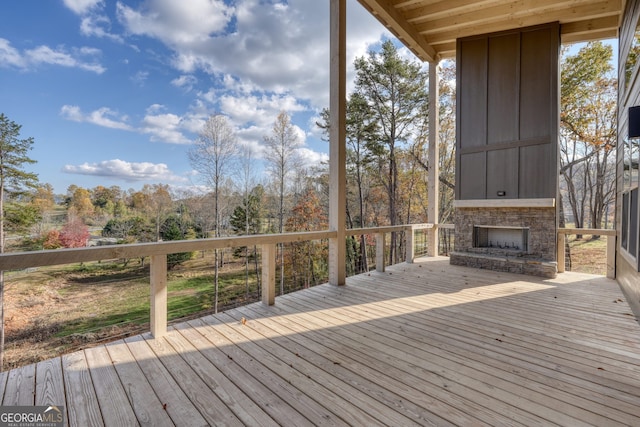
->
[[0, 113, 38, 370]]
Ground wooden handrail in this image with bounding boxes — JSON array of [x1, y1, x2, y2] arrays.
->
[[0, 230, 337, 271], [1, 224, 445, 338]]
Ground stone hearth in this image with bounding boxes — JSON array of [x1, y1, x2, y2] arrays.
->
[[450, 205, 557, 278]]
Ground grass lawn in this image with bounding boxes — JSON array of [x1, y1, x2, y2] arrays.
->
[[566, 234, 609, 275], [3, 253, 261, 370]]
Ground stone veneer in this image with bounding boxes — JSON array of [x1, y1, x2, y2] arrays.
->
[[450, 207, 557, 278]]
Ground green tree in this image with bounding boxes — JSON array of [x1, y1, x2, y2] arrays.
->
[[0, 113, 38, 370], [560, 42, 617, 236], [354, 40, 428, 264], [160, 215, 195, 269], [230, 184, 263, 297], [318, 93, 378, 273]]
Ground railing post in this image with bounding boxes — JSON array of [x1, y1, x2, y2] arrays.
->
[[406, 226, 415, 264], [262, 243, 276, 305], [557, 232, 565, 273], [150, 254, 167, 338], [606, 234, 616, 279], [427, 225, 438, 257], [376, 232, 385, 272]]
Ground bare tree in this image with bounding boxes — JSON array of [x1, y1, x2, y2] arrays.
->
[[560, 42, 617, 237], [263, 111, 301, 294], [188, 114, 238, 312]]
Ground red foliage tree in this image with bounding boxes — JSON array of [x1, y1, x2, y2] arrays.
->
[[59, 217, 90, 248]]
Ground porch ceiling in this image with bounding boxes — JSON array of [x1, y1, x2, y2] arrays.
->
[[357, 0, 624, 62]]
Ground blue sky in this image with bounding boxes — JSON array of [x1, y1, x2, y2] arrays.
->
[[0, 0, 391, 195]]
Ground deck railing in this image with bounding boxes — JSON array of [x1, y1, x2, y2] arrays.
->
[[557, 228, 616, 279], [4, 224, 608, 342], [0, 224, 440, 339]]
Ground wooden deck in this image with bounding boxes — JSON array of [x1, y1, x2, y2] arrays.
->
[[2, 257, 640, 426]]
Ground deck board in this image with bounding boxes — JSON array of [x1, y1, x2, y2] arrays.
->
[[4, 257, 640, 426]]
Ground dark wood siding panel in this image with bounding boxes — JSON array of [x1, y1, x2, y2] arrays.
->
[[488, 34, 519, 145], [519, 143, 553, 198], [459, 152, 486, 199], [519, 26, 556, 141], [459, 37, 488, 149], [456, 23, 558, 201], [486, 148, 519, 198]]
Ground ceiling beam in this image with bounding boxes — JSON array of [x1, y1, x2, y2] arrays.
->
[[357, 0, 438, 61], [415, 0, 621, 35]]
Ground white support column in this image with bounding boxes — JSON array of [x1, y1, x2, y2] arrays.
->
[[427, 61, 440, 257], [329, 0, 347, 286], [150, 254, 167, 338], [262, 243, 276, 305]]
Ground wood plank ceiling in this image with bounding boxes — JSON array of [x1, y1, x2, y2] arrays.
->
[[356, 0, 624, 62]]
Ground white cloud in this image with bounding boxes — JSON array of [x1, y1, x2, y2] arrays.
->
[[140, 112, 192, 144], [63, 0, 103, 15], [60, 104, 201, 144], [219, 93, 306, 128], [296, 147, 329, 168], [116, 0, 387, 110], [60, 105, 133, 130], [171, 74, 198, 91], [131, 70, 149, 86], [116, 0, 234, 44], [0, 39, 106, 73], [0, 38, 25, 68], [62, 158, 187, 183]]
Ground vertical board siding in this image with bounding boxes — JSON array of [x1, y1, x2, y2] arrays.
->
[[457, 23, 559, 201], [618, 0, 640, 314], [488, 33, 520, 144]]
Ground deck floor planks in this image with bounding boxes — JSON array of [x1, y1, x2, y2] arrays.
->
[[313, 275, 640, 387], [62, 351, 104, 427], [290, 284, 640, 425], [83, 346, 140, 427], [282, 282, 628, 423], [35, 357, 68, 427], [141, 332, 245, 426], [103, 340, 174, 427], [0, 370, 7, 404], [198, 314, 382, 426], [1, 257, 639, 426], [160, 326, 278, 427], [254, 295, 550, 427], [173, 321, 313, 427], [3, 362, 35, 405], [233, 302, 527, 427], [224, 305, 460, 427], [122, 335, 209, 426], [214, 311, 422, 427], [274, 288, 600, 426]]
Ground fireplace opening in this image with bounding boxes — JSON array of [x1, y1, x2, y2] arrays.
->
[[473, 225, 529, 252]]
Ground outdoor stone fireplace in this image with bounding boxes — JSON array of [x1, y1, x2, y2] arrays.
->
[[450, 202, 557, 278], [452, 24, 560, 279]]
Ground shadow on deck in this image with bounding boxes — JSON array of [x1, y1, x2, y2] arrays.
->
[[2, 257, 639, 426]]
